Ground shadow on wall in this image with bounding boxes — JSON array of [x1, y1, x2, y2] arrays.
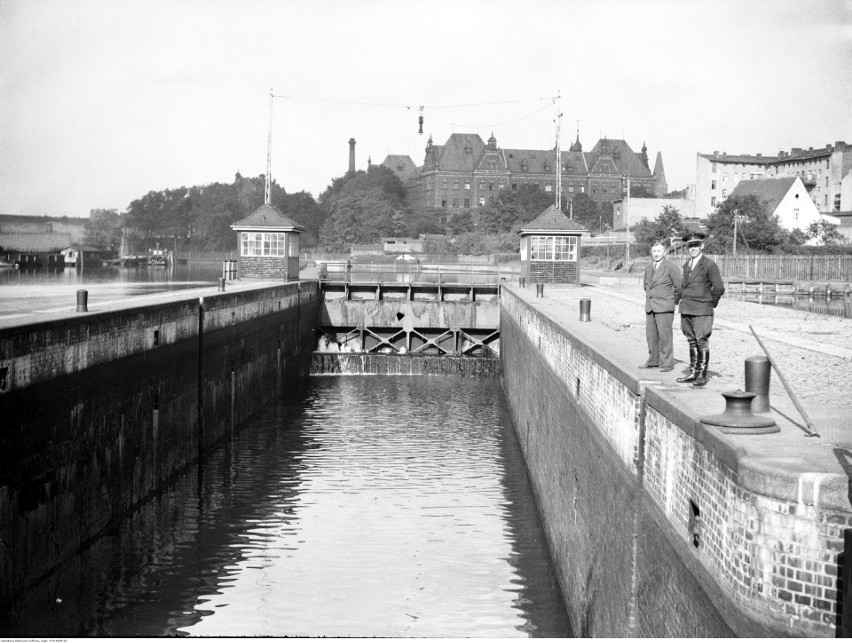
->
[[833, 448, 852, 636]]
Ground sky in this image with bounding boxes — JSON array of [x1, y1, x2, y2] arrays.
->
[[1, 0, 850, 218]]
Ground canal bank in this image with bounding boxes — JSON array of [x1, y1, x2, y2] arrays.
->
[[0, 280, 317, 611], [501, 282, 851, 637]]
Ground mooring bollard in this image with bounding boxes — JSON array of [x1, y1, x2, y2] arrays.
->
[[579, 298, 591, 322], [76, 289, 88, 312], [744, 355, 771, 412], [700, 389, 778, 434], [218, 277, 226, 292], [536, 283, 544, 298], [519, 276, 526, 288]]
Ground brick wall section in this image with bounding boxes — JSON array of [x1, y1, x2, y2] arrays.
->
[[525, 260, 578, 284], [643, 407, 845, 634], [499, 288, 844, 637], [239, 256, 299, 280]]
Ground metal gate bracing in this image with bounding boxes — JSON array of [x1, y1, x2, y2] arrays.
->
[[316, 325, 499, 356]]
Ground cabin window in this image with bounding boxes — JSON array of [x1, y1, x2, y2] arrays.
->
[[241, 232, 288, 257], [530, 235, 577, 261]]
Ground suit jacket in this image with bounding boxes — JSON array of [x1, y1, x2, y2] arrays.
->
[[644, 258, 682, 313], [680, 255, 725, 315]]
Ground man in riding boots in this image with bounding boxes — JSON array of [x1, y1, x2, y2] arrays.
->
[[677, 232, 725, 387]]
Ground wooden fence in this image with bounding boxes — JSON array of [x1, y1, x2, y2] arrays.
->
[[709, 255, 852, 282]]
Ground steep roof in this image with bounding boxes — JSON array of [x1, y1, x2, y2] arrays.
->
[[381, 154, 419, 184], [230, 203, 303, 231], [434, 133, 486, 172], [728, 177, 800, 214], [588, 139, 654, 178], [519, 205, 588, 234]]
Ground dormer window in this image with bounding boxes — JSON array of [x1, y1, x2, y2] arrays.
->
[[522, 162, 528, 172]]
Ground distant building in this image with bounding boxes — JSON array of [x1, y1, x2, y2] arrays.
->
[[0, 214, 87, 253], [695, 141, 852, 218], [384, 132, 663, 211], [695, 152, 770, 219], [612, 197, 695, 231], [727, 177, 824, 232]]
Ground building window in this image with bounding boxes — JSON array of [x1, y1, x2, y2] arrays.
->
[[488, 182, 494, 191], [711, 197, 716, 206], [452, 196, 459, 207], [442, 179, 448, 189], [568, 185, 574, 192], [241, 232, 288, 257], [464, 181, 471, 190], [794, 208, 800, 220], [545, 183, 552, 192], [478, 196, 485, 206], [530, 236, 577, 261], [711, 162, 717, 173], [479, 179, 486, 190], [580, 186, 585, 193], [464, 197, 470, 207], [711, 180, 716, 190], [512, 183, 517, 190], [442, 195, 447, 207], [721, 189, 727, 198], [453, 180, 459, 190]]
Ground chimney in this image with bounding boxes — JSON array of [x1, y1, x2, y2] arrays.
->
[[348, 138, 356, 174], [756, 153, 762, 157], [836, 141, 847, 149], [713, 150, 719, 156]]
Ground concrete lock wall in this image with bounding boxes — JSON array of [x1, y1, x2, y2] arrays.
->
[[0, 282, 318, 610], [499, 288, 847, 637]]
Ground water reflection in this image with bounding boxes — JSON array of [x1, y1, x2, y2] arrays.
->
[[2, 376, 571, 638], [734, 292, 852, 318]]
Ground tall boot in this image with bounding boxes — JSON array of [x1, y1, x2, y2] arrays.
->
[[677, 346, 698, 383], [693, 349, 710, 387]]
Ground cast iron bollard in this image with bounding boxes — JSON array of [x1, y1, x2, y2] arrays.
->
[[519, 276, 526, 288], [579, 298, 591, 322], [744, 355, 771, 412], [700, 389, 778, 434], [218, 277, 226, 292], [536, 283, 544, 298], [76, 289, 88, 312]]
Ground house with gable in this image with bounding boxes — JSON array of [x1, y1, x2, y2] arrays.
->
[[727, 176, 828, 232]]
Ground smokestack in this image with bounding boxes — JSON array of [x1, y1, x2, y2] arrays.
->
[[348, 138, 356, 174]]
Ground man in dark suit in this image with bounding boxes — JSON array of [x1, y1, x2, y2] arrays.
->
[[640, 239, 682, 372], [676, 232, 725, 387]]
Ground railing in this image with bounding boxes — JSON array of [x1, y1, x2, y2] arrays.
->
[[710, 255, 852, 282], [318, 261, 517, 285]]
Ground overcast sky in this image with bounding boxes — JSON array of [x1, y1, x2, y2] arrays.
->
[[1, 0, 850, 218]]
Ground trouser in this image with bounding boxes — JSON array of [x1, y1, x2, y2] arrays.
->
[[680, 314, 714, 350], [645, 311, 674, 368]]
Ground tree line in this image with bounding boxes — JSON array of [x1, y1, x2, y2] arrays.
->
[[86, 166, 622, 255]]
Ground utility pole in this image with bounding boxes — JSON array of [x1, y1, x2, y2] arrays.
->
[[732, 208, 738, 256], [625, 176, 631, 268], [554, 91, 562, 211], [265, 88, 273, 206]]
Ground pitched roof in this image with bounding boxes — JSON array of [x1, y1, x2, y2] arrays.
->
[[728, 176, 800, 214], [698, 152, 770, 164], [433, 133, 487, 172], [519, 205, 588, 233], [230, 203, 303, 231], [588, 139, 653, 178]]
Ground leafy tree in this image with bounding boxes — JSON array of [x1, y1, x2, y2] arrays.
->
[[705, 194, 787, 254], [474, 201, 522, 235], [84, 208, 122, 250], [569, 193, 599, 231], [496, 184, 555, 223], [400, 206, 444, 237], [804, 220, 846, 246], [633, 205, 686, 246], [447, 209, 474, 235]]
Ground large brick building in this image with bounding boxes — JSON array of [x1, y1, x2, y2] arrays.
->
[[383, 132, 662, 210]]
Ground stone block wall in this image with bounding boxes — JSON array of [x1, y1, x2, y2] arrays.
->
[[499, 287, 846, 637], [0, 282, 319, 612], [524, 260, 578, 284], [239, 255, 300, 280]]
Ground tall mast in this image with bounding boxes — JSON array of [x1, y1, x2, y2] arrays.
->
[[554, 91, 562, 211], [265, 88, 273, 205]]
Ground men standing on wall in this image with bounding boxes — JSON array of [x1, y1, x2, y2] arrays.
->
[[676, 232, 725, 387], [640, 240, 682, 373]]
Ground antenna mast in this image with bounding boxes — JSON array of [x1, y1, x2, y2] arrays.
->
[[554, 91, 562, 211], [265, 88, 273, 205]]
